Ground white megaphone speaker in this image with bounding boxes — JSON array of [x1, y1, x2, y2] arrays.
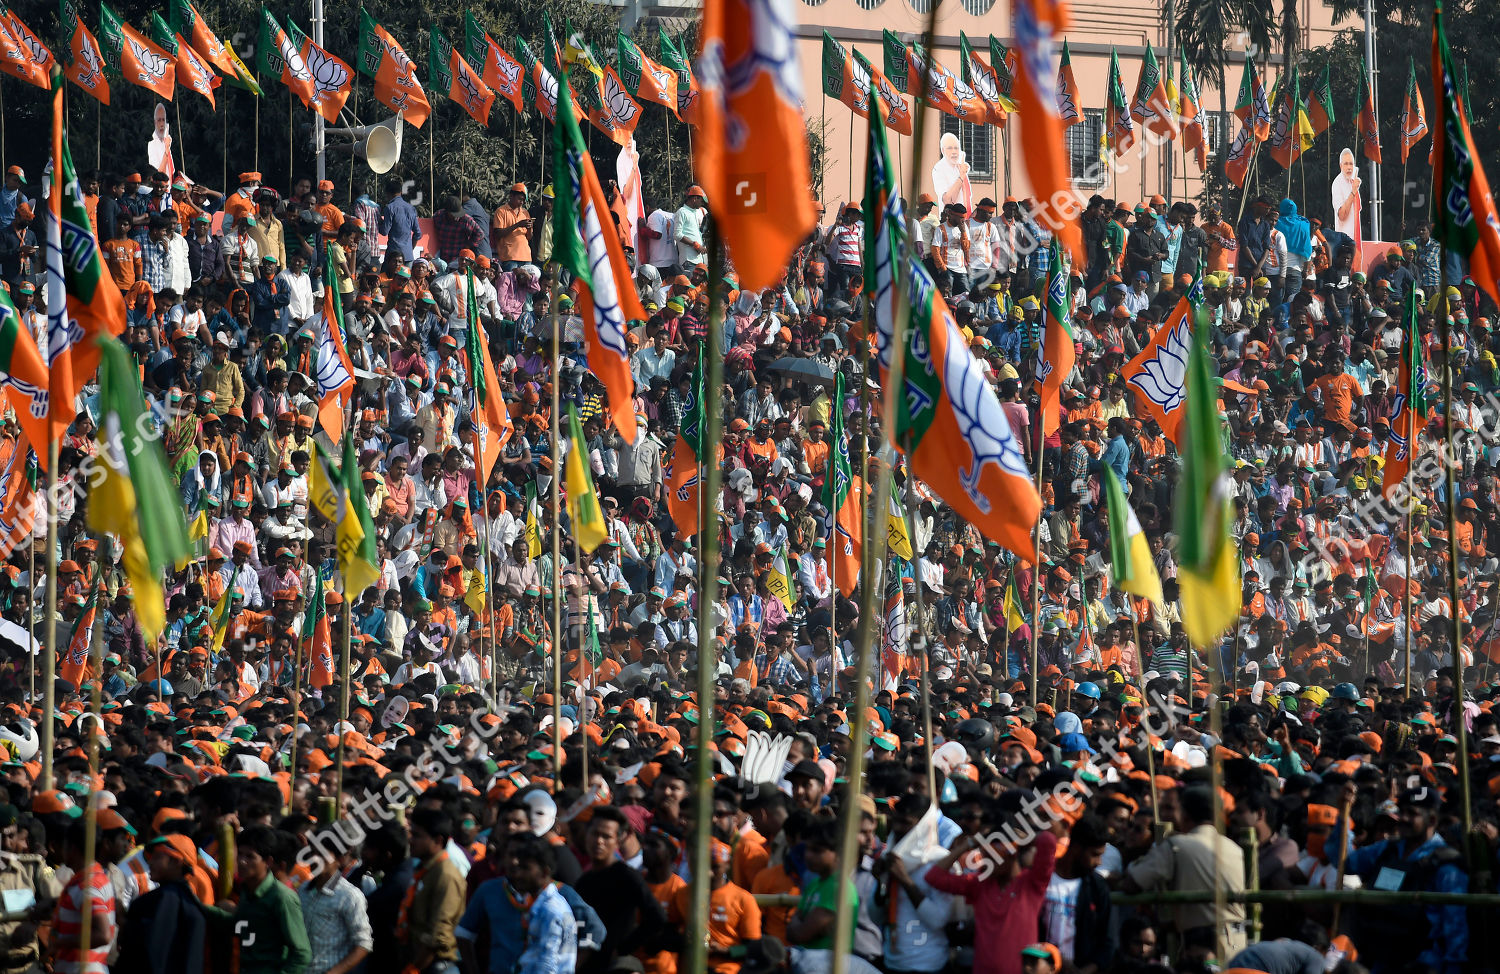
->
[[326, 111, 404, 175]]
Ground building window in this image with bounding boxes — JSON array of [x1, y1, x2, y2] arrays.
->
[[906, 0, 932, 13], [854, 0, 884, 8], [1203, 110, 1227, 157], [1067, 109, 1107, 188], [939, 114, 993, 182], [960, 0, 994, 13], [801, 0, 827, 6]]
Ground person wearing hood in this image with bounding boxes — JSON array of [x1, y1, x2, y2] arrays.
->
[[1277, 199, 1313, 307]]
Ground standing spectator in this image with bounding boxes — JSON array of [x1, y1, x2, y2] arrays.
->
[[399, 808, 466, 974], [491, 184, 534, 269], [379, 177, 422, 262], [204, 826, 311, 974], [674, 186, 707, 271], [298, 847, 373, 974]]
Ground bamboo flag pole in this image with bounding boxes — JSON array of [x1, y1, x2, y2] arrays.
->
[[39, 442, 58, 790], [255, 73, 261, 169], [75, 581, 107, 969], [1030, 438, 1044, 705], [289, 89, 295, 191], [1435, 257, 1475, 863], [549, 279, 564, 780], [684, 231, 727, 974], [289, 624, 302, 815], [831, 4, 941, 968]]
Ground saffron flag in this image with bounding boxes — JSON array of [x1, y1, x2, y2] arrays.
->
[[430, 26, 494, 126], [465, 267, 513, 485], [906, 42, 990, 124], [0, 434, 37, 561], [1106, 48, 1134, 156], [1178, 51, 1205, 169], [314, 245, 355, 442], [98, 4, 174, 100], [1122, 279, 1201, 445], [1381, 288, 1425, 498], [565, 406, 607, 554], [1358, 56, 1382, 164], [1399, 57, 1428, 165], [256, 7, 313, 107], [821, 34, 911, 136], [1103, 464, 1162, 605], [60, 580, 99, 688], [1307, 62, 1335, 137], [169, 0, 235, 75], [695, 0, 816, 292], [46, 72, 126, 442], [464, 12, 523, 114], [88, 338, 190, 645], [617, 31, 678, 116], [1175, 279, 1240, 650], [959, 32, 1011, 127], [1233, 57, 1271, 142], [1223, 121, 1255, 187], [554, 78, 641, 443], [0, 8, 51, 89], [61, 1, 110, 104], [1036, 239, 1075, 438], [1129, 45, 1178, 140], [657, 29, 698, 125], [147, 13, 216, 107], [850, 49, 912, 135], [1056, 38, 1081, 127], [868, 89, 1040, 559], [823, 371, 862, 597], [1268, 68, 1313, 169], [0, 270, 52, 458], [1010, 0, 1082, 262], [287, 18, 352, 123], [665, 344, 704, 539], [1432, 0, 1500, 310], [988, 36, 1020, 107], [881, 568, 907, 692], [304, 569, 335, 688], [357, 8, 430, 128]]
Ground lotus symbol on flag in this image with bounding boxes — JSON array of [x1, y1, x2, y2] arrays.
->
[[604, 72, 640, 124], [307, 46, 349, 94], [1126, 317, 1190, 415], [492, 50, 522, 91], [16, 28, 46, 67], [969, 61, 999, 104], [647, 63, 673, 96], [128, 37, 169, 81], [279, 33, 311, 82], [539, 69, 559, 110], [940, 313, 1030, 512], [458, 70, 485, 112], [387, 40, 414, 75], [76, 40, 105, 88]]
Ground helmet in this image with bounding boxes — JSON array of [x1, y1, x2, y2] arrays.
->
[[953, 717, 997, 752], [0, 718, 37, 761], [1332, 682, 1360, 702], [1075, 682, 1102, 701]]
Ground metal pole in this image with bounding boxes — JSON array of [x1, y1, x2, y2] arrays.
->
[[337, 580, 351, 815], [1364, 2, 1382, 239], [289, 620, 302, 815], [39, 439, 57, 791], [76, 588, 106, 966], [684, 232, 727, 974], [313, 0, 326, 183], [1030, 437, 1043, 705]]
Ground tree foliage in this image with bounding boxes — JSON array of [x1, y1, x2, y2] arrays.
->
[[14, 0, 823, 214]]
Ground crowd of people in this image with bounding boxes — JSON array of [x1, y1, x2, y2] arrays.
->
[[0, 144, 1492, 974]]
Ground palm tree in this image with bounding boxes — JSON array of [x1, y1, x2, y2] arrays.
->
[[1174, 0, 1277, 208]]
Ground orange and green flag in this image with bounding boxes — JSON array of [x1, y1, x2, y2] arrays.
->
[[657, 28, 698, 125], [98, 3, 175, 100], [1106, 47, 1133, 156], [959, 32, 1011, 127], [464, 12, 523, 113], [465, 267, 513, 485], [1307, 62, 1335, 137], [45, 69, 126, 442], [0, 7, 52, 89], [1130, 45, 1177, 140], [1432, 0, 1500, 309], [60, 0, 109, 104], [169, 0, 234, 74], [286, 17, 352, 124], [430, 25, 494, 126], [1358, 56, 1382, 163], [1399, 57, 1428, 164], [1010, 0, 1081, 262], [148, 12, 216, 107], [0, 282, 51, 462], [256, 6, 313, 107], [1037, 239, 1076, 438], [617, 31, 677, 116], [1056, 38, 1081, 127], [1233, 57, 1271, 142], [554, 76, 641, 443], [357, 7, 430, 127], [1178, 50, 1206, 168]]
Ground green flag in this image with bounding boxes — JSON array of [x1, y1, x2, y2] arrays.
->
[[881, 29, 908, 93], [340, 430, 381, 596], [821, 371, 850, 527]]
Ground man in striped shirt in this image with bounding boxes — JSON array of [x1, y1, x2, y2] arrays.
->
[[52, 821, 116, 974]]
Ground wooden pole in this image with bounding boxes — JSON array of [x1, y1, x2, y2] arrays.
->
[[254, 73, 261, 170], [549, 277, 564, 781], [1435, 255, 1475, 864], [289, 618, 302, 815], [75, 581, 107, 968], [1030, 433, 1044, 705], [684, 231, 727, 974], [176, 101, 186, 177], [289, 89, 295, 191], [39, 439, 58, 790]]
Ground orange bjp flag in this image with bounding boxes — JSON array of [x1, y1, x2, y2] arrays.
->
[[118, 22, 176, 100], [0, 9, 52, 89], [1011, 0, 1083, 265], [431, 26, 494, 126], [357, 8, 430, 128], [61, 1, 110, 105], [170, 0, 235, 76], [1121, 285, 1197, 445], [695, 0, 816, 292]]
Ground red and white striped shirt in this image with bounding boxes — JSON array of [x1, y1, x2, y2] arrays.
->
[[54, 862, 116, 974]]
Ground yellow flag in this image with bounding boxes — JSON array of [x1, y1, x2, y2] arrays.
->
[[209, 583, 233, 654], [887, 494, 913, 561], [93, 457, 167, 643], [565, 407, 607, 554], [464, 567, 487, 614], [766, 548, 793, 610], [188, 507, 209, 542], [526, 488, 543, 559]]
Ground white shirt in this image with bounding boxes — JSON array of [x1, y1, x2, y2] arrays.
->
[[646, 209, 677, 268], [166, 234, 192, 294], [283, 269, 317, 322], [967, 220, 998, 272], [673, 204, 705, 267]]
